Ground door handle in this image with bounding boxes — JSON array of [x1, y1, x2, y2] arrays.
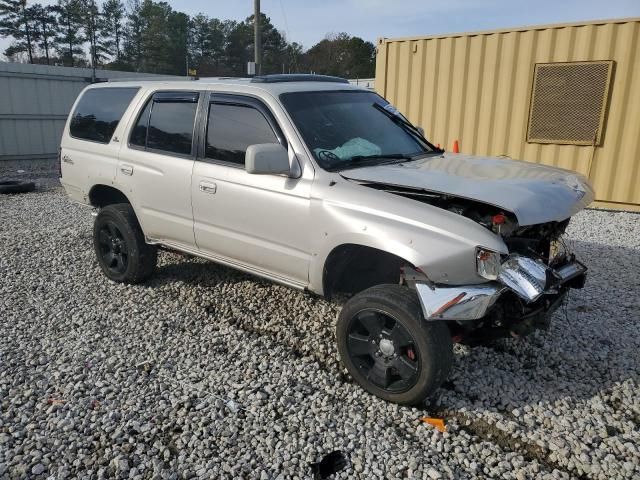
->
[[62, 155, 74, 165], [120, 165, 134, 176], [199, 181, 217, 194]]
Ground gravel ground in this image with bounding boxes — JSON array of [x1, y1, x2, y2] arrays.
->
[[1, 161, 639, 479]]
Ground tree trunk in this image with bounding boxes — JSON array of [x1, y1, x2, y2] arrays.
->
[[21, 5, 33, 63], [67, 16, 74, 66], [115, 23, 120, 60], [41, 20, 50, 65]]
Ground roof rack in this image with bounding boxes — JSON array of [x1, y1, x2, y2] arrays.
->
[[250, 74, 349, 84]]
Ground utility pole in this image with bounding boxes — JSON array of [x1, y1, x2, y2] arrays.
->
[[254, 0, 261, 75]]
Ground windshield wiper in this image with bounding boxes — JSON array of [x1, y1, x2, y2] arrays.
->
[[349, 153, 413, 162], [326, 153, 415, 172], [372, 103, 443, 152]]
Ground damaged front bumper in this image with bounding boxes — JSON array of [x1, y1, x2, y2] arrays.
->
[[413, 255, 587, 321]]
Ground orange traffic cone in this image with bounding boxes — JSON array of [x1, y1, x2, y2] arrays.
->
[[452, 140, 460, 153]]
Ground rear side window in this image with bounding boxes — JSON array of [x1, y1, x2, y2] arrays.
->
[[206, 103, 279, 165], [130, 91, 199, 156], [70, 87, 139, 143]]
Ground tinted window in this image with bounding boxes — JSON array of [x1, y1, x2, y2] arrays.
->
[[70, 87, 138, 143], [280, 91, 432, 171], [206, 103, 278, 165], [130, 100, 152, 147], [129, 92, 199, 155]]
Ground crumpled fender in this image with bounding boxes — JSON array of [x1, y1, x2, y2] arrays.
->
[[308, 178, 507, 295]]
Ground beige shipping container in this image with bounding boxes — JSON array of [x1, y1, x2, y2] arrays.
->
[[375, 18, 640, 211]]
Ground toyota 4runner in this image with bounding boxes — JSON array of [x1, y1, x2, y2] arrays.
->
[[60, 74, 593, 405]]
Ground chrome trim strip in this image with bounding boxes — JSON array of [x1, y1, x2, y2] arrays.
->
[[415, 283, 504, 321]]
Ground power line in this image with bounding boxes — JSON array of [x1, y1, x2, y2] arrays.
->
[[278, 0, 291, 42]]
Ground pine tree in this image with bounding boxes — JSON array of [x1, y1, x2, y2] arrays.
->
[[0, 0, 36, 63], [188, 14, 229, 75], [78, 0, 102, 68], [53, 0, 85, 66], [101, 0, 124, 62], [31, 4, 57, 64], [122, 0, 143, 70]]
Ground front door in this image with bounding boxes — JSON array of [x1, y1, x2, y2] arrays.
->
[[116, 90, 202, 248], [191, 94, 313, 286]]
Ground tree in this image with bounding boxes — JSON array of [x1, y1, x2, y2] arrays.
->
[[247, 13, 289, 74], [54, 0, 85, 66], [123, 0, 189, 75], [0, 0, 37, 63], [224, 13, 291, 76], [188, 14, 229, 75], [303, 33, 375, 78], [165, 9, 189, 75], [224, 18, 250, 76], [30, 4, 57, 64], [122, 0, 143, 70], [137, 0, 173, 73], [0, 0, 377, 77], [101, 0, 124, 62], [284, 41, 303, 73], [78, 0, 103, 68]]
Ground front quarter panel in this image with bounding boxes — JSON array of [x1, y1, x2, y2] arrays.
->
[[308, 175, 507, 294]]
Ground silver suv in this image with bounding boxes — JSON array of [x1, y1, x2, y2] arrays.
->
[[60, 74, 593, 405]]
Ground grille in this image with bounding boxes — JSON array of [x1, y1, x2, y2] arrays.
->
[[527, 61, 613, 145]]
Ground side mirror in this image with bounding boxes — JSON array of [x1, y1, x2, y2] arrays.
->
[[245, 143, 290, 175]]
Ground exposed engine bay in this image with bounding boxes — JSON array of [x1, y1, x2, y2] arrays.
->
[[359, 180, 587, 344], [357, 180, 572, 264]]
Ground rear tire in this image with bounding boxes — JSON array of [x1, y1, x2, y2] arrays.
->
[[93, 204, 157, 284], [336, 284, 453, 405]]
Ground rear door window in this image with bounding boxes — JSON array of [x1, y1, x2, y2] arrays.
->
[[69, 87, 139, 143], [206, 103, 279, 166], [130, 91, 199, 156]]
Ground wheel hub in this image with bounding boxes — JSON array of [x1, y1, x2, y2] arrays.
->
[[379, 338, 395, 357], [111, 238, 122, 253], [346, 309, 420, 393]]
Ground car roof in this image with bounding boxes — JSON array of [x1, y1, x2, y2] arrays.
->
[[85, 76, 367, 97]]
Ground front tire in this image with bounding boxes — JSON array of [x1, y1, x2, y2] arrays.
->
[[93, 203, 157, 284], [337, 284, 453, 405]]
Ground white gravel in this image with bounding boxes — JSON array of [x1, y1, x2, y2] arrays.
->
[[1, 161, 639, 479]]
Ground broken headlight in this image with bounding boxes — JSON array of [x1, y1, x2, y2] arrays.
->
[[476, 247, 501, 280], [549, 238, 568, 265]]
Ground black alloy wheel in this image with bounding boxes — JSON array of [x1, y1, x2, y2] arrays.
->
[[337, 284, 453, 405], [92, 203, 157, 284], [346, 309, 420, 393], [97, 221, 129, 275]]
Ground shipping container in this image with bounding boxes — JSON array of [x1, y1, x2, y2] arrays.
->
[[375, 18, 640, 211]]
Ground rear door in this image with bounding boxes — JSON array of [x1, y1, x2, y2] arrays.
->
[[191, 93, 313, 286], [61, 86, 139, 202], [116, 90, 203, 248]]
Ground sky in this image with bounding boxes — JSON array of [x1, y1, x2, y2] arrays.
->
[[2, 0, 640, 57]]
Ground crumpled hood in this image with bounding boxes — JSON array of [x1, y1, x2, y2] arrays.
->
[[341, 153, 595, 226]]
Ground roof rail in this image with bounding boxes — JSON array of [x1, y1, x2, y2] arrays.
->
[[107, 76, 196, 82], [250, 74, 349, 84]]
